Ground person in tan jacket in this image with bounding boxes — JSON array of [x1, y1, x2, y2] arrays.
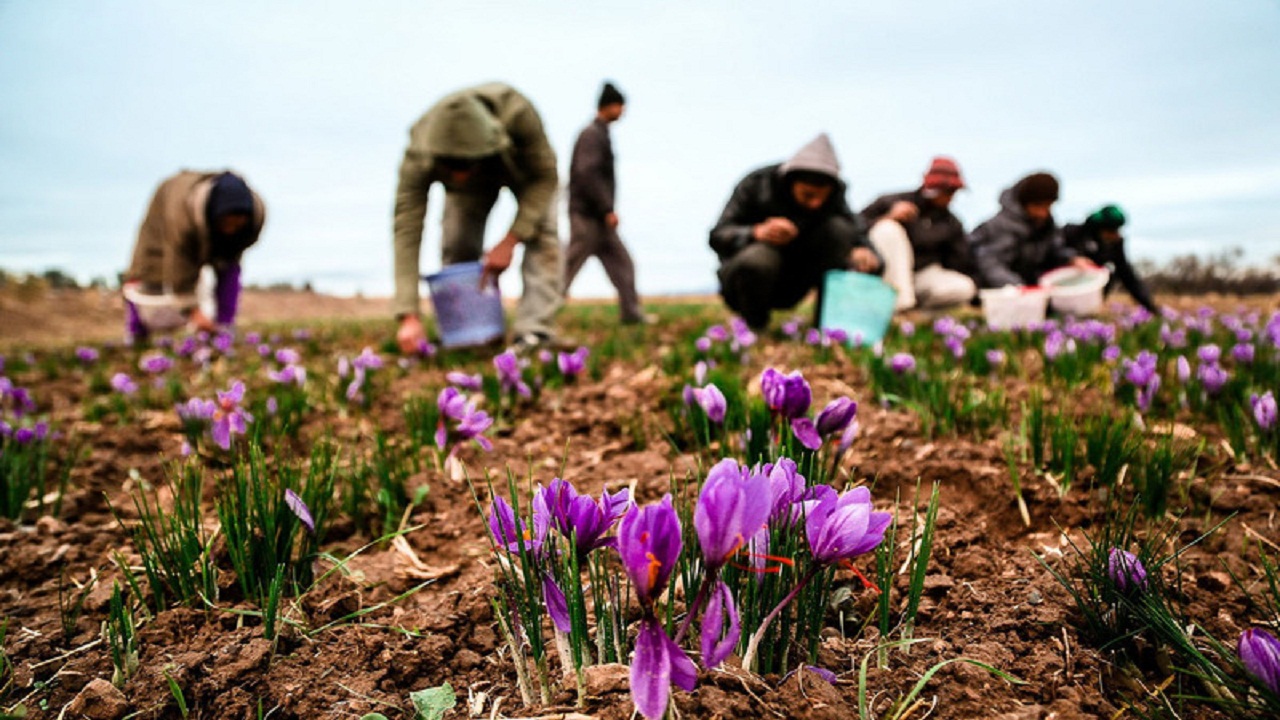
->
[[123, 170, 265, 343], [392, 82, 563, 353]]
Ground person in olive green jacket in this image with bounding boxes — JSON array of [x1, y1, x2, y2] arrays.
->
[[123, 170, 265, 343], [392, 82, 562, 353]]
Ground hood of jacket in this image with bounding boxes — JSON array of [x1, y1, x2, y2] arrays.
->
[[778, 133, 841, 183], [414, 91, 512, 159]]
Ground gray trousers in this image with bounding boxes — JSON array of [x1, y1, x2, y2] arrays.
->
[[441, 187, 562, 338], [717, 215, 860, 330], [563, 212, 642, 322]]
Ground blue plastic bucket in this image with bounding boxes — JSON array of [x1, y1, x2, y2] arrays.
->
[[423, 262, 506, 348], [818, 270, 897, 345]]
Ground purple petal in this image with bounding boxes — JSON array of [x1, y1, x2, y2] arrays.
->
[[790, 417, 823, 450], [284, 489, 315, 532], [700, 580, 740, 669], [543, 576, 571, 633], [632, 618, 674, 720]]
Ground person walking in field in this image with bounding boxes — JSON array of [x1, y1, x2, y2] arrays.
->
[[861, 156, 976, 311], [563, 81, 648, 324], [967, 171, 1094, 288], [710, 133, 882, 331], [392, 82, 562, 353], [123, 169, 265, 343], [1063, 204, 1157, 313]]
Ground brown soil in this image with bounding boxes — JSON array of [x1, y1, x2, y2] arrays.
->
[[2, 288, 1277, 720]]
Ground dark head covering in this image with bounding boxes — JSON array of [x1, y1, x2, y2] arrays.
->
[[1014, 172, 1060, 205], [207, 172, 254, 222], [1087, 204, 1127, 230], [598, 81, 625, 109]]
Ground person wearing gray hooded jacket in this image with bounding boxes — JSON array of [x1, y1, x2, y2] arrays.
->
[[710, 133, 881, 331], [967, 172, 1092, 288], [392, 82, 562, 353]]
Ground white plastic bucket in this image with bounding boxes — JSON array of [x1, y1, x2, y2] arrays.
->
[[818, 271, 897, 345], [423, 262, 505, 348], [1038, 266, 1111, 316], [979, 286, 1049, 330]]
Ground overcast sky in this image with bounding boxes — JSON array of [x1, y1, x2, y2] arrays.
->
[[2, 1, 1278, 300]]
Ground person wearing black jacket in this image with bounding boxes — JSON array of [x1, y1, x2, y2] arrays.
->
[[861, 156, 976, 311], [1062, 205, 1157, 313], [710, 133, 881, 330], [564, 82, 646, 324]]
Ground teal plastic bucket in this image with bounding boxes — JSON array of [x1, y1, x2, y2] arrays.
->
[[818, 270, 897, 345], [423, 262, 505, 348]]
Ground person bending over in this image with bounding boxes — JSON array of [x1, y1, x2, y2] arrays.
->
[[1063, 204, 1157, 313]]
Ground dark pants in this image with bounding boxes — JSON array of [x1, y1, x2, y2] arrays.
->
[[564, 212, 643, 322], [716, 215, 859, 330]]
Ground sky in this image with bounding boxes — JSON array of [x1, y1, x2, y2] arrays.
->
[[2, 1, 1279, 302]]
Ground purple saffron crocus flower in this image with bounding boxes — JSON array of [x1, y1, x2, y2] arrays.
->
[[695, 459, 771, 569], [1251, 391, 1277, 431], [487, 494, 546, 555], [176, 397, 216, 422], [986, 349, 1007, 367], [694, 360, 708, 386], [694, 336, 712, 353], [888, 353, 916, 374], [211, 332, 234, 355], [494, 350, 531, 397], [781, 319, 801, 338], [618, 496, 683, 604], [445, 371, 483, 391], [617, 497, 696, 719], [284, 489, 315, 532], [1197, 344, 1221, 364], [805, 486, 891, 565], [557, 346, 589, 378], [1232, 343, 1255, 364], [274, 348, 301, 365], [1107, 548, 1148, 593], [538, 477, 626, 558], [1197, 362, 1229, 395], [110, 373, 138, 395], [705, 325, 729, 343], [691, 383, 726, 423], [138, 352, 173, 374], [899, 320, 915, 337], [1238, 627, 1280, 696], [267, 364, 306, 386], [815, 397, 857, 438], [353, 346, 383, 370], [75, 347, 99, 364], [210, 381, 252, 450], [761, 368, 811, 418], [1175, 356, 1191, 382]]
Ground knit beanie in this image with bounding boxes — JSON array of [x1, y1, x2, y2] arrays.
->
[[1014, 172, 1060, 205], [1087, 204, 1127, 230], [779, 133, 841, 181], [922, 156, 965, 190], [207, 172, 254, 221], [598, 81, 625, 108]]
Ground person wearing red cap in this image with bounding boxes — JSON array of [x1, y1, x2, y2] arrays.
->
[[860, 157, 976, 311]]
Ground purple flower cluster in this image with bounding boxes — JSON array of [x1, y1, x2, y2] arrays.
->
[[177, 381, 252, 450], [556, 347, 590, 379], [435, 387, 493, 454], [0, 377, 49, 445], [341, 347, 384, 402], [138, 352, 174, 375], [1118, 351, 1161, 412], [494, 350, 531, 398], [110, 373, 138, 395]]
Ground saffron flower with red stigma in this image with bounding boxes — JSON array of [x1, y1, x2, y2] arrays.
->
[[556, 346, 589, 379], [691, 383, 727, 424], [805, 486, 891, 566], [616, 496, 696, 720]]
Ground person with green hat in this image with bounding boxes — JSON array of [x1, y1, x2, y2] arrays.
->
[[1063, 205, 1157, 313], [392, 82, 562, 354]]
